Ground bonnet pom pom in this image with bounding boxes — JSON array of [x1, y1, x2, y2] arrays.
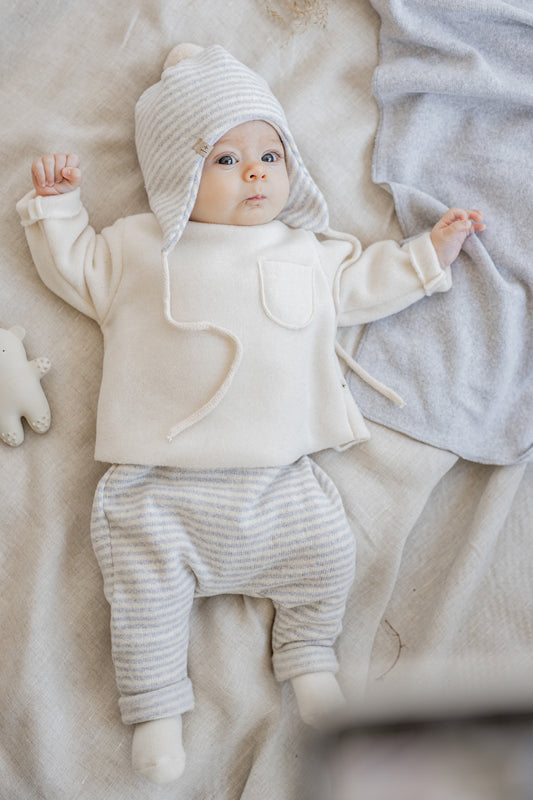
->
[[163, 43, 204, 71]]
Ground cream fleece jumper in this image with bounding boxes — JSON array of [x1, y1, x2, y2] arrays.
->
[[17, 188, 451, 468]]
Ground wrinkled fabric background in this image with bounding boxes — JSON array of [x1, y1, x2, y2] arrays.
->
[[1, 1, 532, 797]]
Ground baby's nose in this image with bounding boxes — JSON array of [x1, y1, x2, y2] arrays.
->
[[244, 162, 267, 181]]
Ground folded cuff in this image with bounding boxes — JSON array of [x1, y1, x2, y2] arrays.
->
[[119, 678, 195, 726], [16, 187, 83, 226], [273, 644, 339, 683], [407, 231, 452, 295]]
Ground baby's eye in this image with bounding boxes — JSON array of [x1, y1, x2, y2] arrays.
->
[[216, 154, 237, 166], [261, 152, 280, 163]]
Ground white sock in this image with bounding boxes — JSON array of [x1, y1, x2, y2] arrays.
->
[[291, 671, 345, 727], [131, 716, 186, 784]]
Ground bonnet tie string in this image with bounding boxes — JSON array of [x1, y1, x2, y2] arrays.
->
[[335, 340, 405, 408], [324, 226, 405, 408]]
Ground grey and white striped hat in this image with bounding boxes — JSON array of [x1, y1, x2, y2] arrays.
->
[[135, 44, 329, 255]]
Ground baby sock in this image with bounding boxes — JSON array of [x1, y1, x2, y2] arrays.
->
[[131, 715, 186, 784], [291, 671, 345, 727]]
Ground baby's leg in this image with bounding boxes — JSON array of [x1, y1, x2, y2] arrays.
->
[[273, 591, 353, 726], [132, 716, 186, 784], [91, 465, 198, 782], [267, 459, 356, 724]]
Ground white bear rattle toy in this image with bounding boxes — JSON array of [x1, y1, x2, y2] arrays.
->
[[0, 325, 51, 446]]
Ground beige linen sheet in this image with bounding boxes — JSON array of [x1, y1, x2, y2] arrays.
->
[[2, 1, 532, 797]]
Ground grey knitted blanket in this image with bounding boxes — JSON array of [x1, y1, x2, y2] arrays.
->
[[352, 0, 533, 464]]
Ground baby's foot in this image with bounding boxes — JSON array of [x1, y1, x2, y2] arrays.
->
[[132, 716, 186, 784], [291, 671, 345, 727]]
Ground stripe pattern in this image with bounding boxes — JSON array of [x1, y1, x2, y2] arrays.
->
[[91, 457, 355, 725], [135, 45, 330, 255]]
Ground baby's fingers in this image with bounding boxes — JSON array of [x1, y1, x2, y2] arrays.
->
[[64, 152, 80, 171], [31, 154, 61, 192], [59, 153, 81, 189], [31, 157, 48, 191], [31, 153, 81, 195], [440, 207, 485, 230], [464, 209, 485, 231], [44, 153, 65, 187], [60, 165, 82, 189]]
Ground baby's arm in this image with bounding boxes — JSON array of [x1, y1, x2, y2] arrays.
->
[[329, 206, 484, 328], [31, 153, 82, 197], [18, 154, 123, 323], [430, 208, 485, 269]]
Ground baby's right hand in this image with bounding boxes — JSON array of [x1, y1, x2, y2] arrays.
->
[[31, 153, 82, 196]]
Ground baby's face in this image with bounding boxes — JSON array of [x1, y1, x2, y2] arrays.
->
[[190, 120, 290, 226]]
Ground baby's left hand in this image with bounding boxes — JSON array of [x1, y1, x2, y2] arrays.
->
[[430, 208, 485, 269]]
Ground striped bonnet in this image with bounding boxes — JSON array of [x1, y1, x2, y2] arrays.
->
[[135, 44, 329, 255]]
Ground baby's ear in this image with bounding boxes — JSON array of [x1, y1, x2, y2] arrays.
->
[[9, 325, 26, 341], [163, 43, 204, 72]]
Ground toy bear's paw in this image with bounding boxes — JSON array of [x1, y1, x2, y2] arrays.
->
[[1, 430, 24, 447], [30, 410, 51, 434], [34, 357, 52, 376]]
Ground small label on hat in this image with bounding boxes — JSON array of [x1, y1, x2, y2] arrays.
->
[[193, 138, 213, 158]]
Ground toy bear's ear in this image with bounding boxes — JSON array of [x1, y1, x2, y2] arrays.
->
[[9, 325, 26, 341]]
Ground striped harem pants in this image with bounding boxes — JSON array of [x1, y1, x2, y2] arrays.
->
[[90, 456, 356, 725]]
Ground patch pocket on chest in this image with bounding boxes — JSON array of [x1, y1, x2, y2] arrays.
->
[[258, 261, 314, 329]]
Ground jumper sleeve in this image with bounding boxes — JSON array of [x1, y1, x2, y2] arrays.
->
[[16, 189, 124, 324], [319, 230, 452, 327]]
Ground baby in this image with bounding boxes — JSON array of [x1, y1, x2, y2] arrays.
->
[[17, 44, 484, 784]]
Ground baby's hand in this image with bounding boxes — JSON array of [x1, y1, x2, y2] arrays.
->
[[31, 153, 82, 197], [430, 208, 485, 269]]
